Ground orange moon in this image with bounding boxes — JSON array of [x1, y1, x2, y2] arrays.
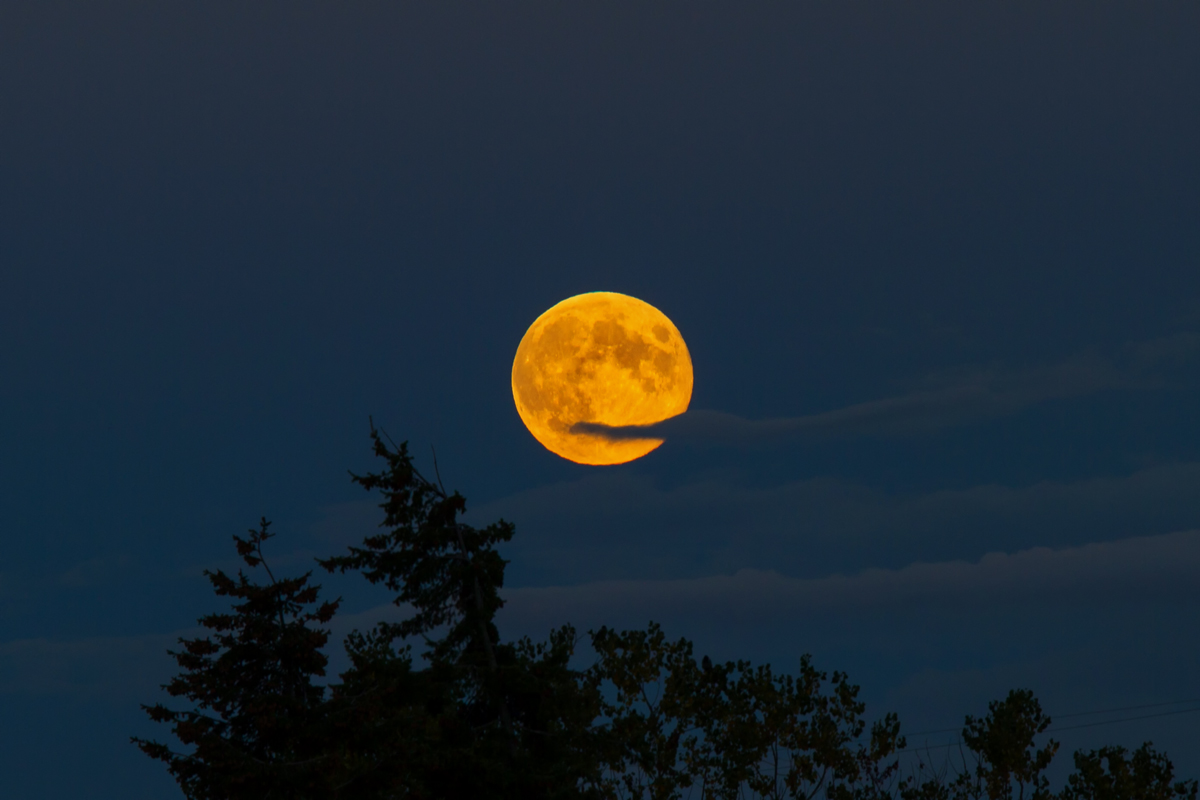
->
[[511, 292, 693, 465]]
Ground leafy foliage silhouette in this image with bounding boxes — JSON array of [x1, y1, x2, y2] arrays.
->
[[1060, 744, 1198, 800], [960, 690, 1059, 800], [586, 623, 903, 800], [137, 427, 1197, 800]]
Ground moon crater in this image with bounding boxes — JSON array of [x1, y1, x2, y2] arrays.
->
[[511, 292, 693, 465]]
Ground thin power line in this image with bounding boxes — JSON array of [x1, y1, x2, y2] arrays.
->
[[902, 697, 1200, 739], [1056, 697, 1200, 720], [898, 705, 1200, 755], [1051, 706, 1200, 733], [904, 725, 964, 738]]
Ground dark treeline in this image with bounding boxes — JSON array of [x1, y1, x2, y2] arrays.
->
[[134, 429, 1197, 800]]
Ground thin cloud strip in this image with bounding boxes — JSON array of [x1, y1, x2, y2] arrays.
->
[[6, 531, 1195, 701], [497, 528, 1200, 633], [321, 529, 1200, 640], [574, 332, 1199, 445]]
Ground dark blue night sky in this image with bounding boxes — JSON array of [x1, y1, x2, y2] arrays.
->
[[2, 3, 1199, 796]]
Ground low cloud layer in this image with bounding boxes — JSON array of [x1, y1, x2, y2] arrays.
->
[[9, 531, 1195, 696], [7, 531, 1197, 774], [323, 528, 1200, 771], [0, 631, 187, 699], [491, 530, 1200, 774], [471, 459, 1200, 586], [494, 528, 1200, 644]]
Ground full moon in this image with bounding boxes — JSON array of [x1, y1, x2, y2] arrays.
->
[[511, 292, 693, 465]]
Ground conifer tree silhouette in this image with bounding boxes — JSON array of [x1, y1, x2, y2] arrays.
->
[[132, 519, 339, 799], [316, 424, 603, 798]]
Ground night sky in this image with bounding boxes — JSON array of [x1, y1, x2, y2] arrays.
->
[[3, 3, 1199, 797]]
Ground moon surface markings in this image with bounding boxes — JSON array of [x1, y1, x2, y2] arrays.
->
[[511, 292, 693, 465]]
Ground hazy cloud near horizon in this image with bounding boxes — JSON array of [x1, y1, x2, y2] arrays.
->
[[493, 528, 1200, 771], [0, 632, 185, 700], [7, 528, 1196, 699], [335, 527, 1200, 763], [7, 528, 1196, 775], [502, 528, 1200, 622], [467, 459, 1200, 586]]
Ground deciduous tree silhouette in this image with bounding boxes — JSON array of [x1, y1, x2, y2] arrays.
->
[[1059, 743, 1198, 800], [584, 622, 904, 800], [899, 690, 1056, 800], [958, 689, 1059, 800], [897, 690, 1197, 800]]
